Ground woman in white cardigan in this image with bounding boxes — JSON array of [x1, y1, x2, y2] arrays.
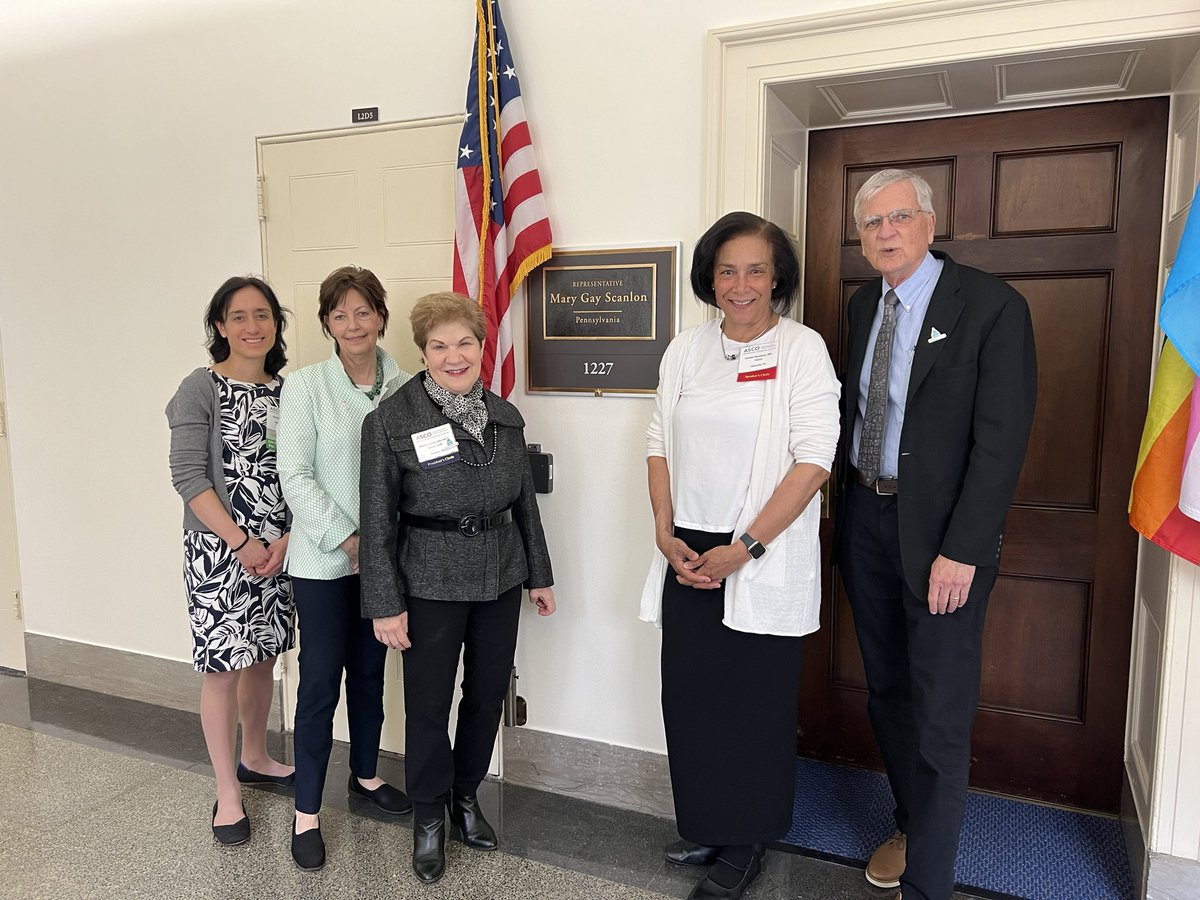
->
[[642, 212, 840, 900], [276, 266, 412, 870]]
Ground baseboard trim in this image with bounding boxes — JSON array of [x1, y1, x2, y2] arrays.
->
[[24, 633, 283, 729], [501, 726, 673, 819]]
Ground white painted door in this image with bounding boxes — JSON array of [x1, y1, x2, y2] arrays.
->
[[0, 336, 26, 672], [259, 117, 501, 775], [762, 86, 809, 316], [1129, 46, 1200, 858]]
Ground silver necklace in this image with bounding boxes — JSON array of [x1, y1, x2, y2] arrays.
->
[[720, 318, 777, 361]]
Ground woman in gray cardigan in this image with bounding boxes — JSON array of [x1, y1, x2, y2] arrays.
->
[[359, 291, 555, 885], [166, 276, 295, 846]]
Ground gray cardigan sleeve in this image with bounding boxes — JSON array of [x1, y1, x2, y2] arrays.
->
[[166, 369, 216, 505]]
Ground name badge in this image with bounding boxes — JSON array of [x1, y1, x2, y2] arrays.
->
[[737, 341, 778, 382], [264, 406, 279, 452], [412, 423, 460, 470]]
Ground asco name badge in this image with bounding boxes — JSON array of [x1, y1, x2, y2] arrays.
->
[[736, 341, 778, 383], [411, 423, 460, 470]]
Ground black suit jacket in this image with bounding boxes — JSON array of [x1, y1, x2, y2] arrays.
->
[[835, 251, 1037, 599], [359, 373, 554, 618]]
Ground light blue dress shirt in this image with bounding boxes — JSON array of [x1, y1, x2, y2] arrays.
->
[[851, 252, 943, 478]]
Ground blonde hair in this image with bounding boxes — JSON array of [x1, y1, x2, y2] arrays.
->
[[409, 291, 487, 349]]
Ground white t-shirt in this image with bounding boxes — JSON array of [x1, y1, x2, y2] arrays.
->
[[669, 326, 768, 531]]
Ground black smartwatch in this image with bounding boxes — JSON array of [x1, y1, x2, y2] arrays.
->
[[738, 533, 766, 559]]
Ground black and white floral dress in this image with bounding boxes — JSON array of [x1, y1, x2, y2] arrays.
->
[[183, 372, 294, 673]]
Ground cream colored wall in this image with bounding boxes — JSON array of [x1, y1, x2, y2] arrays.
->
[[0, 0, 877, 753]]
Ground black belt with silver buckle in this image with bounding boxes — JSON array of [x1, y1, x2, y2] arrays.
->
[[854, 468, 899, 496], [401, 509, 513, 537]]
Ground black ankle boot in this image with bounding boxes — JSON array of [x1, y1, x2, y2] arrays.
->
[[412, 816, 446, 884], [447, 792, 498, 851]]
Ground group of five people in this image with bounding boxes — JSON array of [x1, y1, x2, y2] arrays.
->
[[167, 167, 1036, 900]]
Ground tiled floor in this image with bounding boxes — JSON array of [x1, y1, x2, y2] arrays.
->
[[0, 674, 982, 899]]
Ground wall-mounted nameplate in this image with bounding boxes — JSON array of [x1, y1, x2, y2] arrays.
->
[[527, 245, 679, 395]]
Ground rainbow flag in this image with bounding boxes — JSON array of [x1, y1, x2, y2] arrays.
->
[[1130, 183, 1200, 562]]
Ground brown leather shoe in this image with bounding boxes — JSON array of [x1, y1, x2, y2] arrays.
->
[[865, 831, 906, 888]]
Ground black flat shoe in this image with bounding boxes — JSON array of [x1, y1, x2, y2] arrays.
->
[[237, 762, 295, 787], [665, 838, 720, 866], [210, 801, 250, 846], [447, 793, 498, 851], [291, 816, 325, 870], [412, 817, 446, 884], [348, 775, 412, 815], [686, 846, 765, 900]]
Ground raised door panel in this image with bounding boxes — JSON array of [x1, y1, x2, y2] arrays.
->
[[801, 98, 1168, 811]]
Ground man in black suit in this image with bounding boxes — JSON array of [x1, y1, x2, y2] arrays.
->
[[834, 169, 1037, 900]]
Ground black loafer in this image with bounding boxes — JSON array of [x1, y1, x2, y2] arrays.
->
[[348, 775, 413, 815], [237, 762, 295, 787], [686, 846, 765, 900], [448, 793, 498, 851], [665, 839, 720, 866], [211, 802, 250, 846], [412, 817, 446, 884], [291, 816, 325, 870]]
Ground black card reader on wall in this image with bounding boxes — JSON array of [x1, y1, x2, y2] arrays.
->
[[526, 444, 553, 494]]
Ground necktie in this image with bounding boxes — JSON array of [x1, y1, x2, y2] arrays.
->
[[858, 289, 900, 485]]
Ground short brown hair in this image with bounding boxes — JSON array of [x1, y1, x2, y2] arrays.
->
[[317, 266, 389, 340], [410, 291, 487, 350]]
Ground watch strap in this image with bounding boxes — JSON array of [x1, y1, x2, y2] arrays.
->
[[738, 533, 766, 559]]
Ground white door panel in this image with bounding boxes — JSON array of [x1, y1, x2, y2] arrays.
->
[[259, 118, 500, 776]]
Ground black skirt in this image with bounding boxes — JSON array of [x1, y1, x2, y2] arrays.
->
[[661, 527, 806, 846]]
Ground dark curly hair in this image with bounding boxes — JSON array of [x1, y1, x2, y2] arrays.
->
[[203, 276, 289, 377]]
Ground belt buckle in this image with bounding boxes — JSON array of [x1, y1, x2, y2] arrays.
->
[[458, 515, 482, 537], [874, 477, 898, 495]]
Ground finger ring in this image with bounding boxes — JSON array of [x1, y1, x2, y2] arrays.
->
[[950, 595, 961, 601]]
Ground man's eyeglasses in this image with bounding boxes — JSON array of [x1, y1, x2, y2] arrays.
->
[[856, 208, 930, 232]]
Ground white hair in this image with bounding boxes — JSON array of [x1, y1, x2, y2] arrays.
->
[[853, 168, 934, 224]]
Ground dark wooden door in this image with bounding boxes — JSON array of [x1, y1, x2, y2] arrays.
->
[[799, 99, 1168, 812]]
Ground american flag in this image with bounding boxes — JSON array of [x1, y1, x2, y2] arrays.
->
[[452, 0, 553, 398]]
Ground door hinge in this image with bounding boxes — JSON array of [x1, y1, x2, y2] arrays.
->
[[256, 175, 267, 221], [0, 400, 6, 438], [13, 591, 21, 622]]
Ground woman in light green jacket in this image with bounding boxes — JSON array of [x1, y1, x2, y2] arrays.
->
[[276, 266, 412, 870]]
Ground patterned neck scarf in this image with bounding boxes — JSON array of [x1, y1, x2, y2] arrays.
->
[[423, 372, 489, 443]]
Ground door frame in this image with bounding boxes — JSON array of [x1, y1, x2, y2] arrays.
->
[[0, 330, 25, 673], [703, 0, 1200, 866]]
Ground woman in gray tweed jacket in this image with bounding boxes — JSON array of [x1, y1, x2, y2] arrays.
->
[[359, 291, 555, 885]]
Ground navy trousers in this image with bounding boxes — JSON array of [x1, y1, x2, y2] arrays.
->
[[402, 585, 522, 821], [837, 481, 996, 900], [292, 575, 388, 814]]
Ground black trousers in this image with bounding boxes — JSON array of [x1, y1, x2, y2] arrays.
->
[[292, 575, 388, 814], [402, 585, 522, 821], [837, 482, 996, 900]]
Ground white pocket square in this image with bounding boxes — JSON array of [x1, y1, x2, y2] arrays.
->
[[927, 327, 947, 344]]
